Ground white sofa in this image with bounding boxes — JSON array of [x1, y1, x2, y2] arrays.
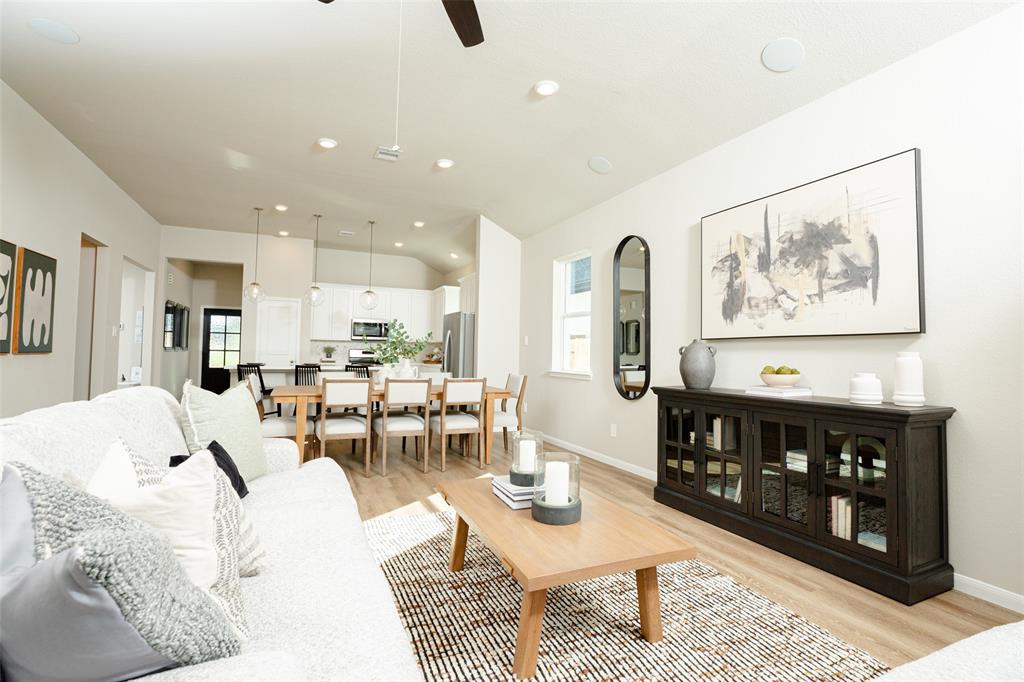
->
[[0, 386, 421, 681]]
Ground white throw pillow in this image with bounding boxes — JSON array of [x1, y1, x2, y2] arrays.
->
[[87, 439, 249, 638], [180, 380, 267, 481]]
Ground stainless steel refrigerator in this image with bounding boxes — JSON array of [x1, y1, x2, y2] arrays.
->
[[442, 312, 476, 378]]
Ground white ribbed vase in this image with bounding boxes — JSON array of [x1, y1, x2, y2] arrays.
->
[[892, 351, 925, 407]]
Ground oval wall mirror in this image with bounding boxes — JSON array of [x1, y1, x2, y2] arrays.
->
[[613, 235, 650, 400]]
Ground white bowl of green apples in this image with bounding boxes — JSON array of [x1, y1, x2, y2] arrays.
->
[[760, 365, 801, 387]]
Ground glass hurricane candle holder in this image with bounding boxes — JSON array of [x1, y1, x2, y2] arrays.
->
[[531, 451, 582, 525], [510, 429, 543, 487]]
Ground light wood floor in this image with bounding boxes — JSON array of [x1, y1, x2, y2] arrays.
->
[[318, 437, 1019, 668]]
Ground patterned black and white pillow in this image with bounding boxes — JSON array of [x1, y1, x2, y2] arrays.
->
[[0, 463, 241, 681], [86, 439, 259, 637]]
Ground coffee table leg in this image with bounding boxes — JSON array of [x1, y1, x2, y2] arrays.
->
[[513, 588, 547, 679], [636, 566, 663, 642], [449, 515, 469, 571]]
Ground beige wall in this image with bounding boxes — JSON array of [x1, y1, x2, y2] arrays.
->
[[0, 82, 161, 416], [475, 216, 521, 384], [315, 247, 444, 290], [521, 9, 1023, 604], [117, 259, 148, 382], [159, 258, 193, 396], [188, 262, 243, 385]]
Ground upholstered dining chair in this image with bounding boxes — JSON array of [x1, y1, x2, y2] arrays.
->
[[493, 373, 528, 451], [372, 379, 430, 476], [244, 374, 316, 452], [315, 379, 372, 476], [430, 378, 486, 471], [237, 363, 280, 416]]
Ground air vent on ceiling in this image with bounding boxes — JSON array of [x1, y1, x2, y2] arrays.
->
[[374, 146, 401, 162], [337, 229, 355, 238]]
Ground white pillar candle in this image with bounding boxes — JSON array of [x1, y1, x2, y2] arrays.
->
[[519, 440, 536, 473], [545, 461, 570, 506]]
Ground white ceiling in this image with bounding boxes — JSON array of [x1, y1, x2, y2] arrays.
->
[[1, 1, 1005, 273]]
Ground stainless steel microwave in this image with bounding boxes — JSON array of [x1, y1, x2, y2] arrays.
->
[[352, 319, 389, 340]]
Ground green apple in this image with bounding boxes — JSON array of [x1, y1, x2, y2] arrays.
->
[[761, 365, 776, 375]]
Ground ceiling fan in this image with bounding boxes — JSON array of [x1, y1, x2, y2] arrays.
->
[[316, 0, 484, 48]]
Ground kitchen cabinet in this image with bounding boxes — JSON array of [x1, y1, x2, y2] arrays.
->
[[352, 288, 390, 321], [407, 290, 432, 340], [329, 287, 353, 340], [430, 285, 460, 340], [309, 284, 441, 341], [389, 290, 413, 332]]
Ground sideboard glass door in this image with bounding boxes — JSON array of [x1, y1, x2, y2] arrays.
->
[[752, 413, 815, 535], [661, 403, 696, 493], [698, 409, 746, 510], [818, 422, 898, 566]]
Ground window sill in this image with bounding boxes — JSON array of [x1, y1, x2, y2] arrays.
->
[[546, 370, 592, 381]]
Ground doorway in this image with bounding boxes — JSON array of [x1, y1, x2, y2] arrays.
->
[[201, 307, 241, 393], [117, 259, 148, 386], [73, 236, 100, 401]]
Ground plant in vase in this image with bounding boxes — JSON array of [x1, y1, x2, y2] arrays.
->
[[322, 345, 337, 359], [367, 320, 432, 379]]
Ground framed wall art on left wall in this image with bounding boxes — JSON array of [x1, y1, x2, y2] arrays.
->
[[0, 240, 16, 353], [11, 246, 57, 354]]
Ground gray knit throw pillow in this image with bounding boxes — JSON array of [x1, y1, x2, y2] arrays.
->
[[0, 463, 240, 681]]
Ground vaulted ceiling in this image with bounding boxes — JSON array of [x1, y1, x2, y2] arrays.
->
[[1, 1, 1004, 272]]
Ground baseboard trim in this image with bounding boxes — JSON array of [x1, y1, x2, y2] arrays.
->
[[954, 573, 1024, 614], [541, 434, 657, 482]]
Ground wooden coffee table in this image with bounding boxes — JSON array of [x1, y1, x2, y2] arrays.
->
[[436, 477, 697, 678]]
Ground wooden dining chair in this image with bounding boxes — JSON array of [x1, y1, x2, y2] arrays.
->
[[345, 364, 370, 379], [493, 373, 528, 451], [315, 379, 372, 476], [238, 363, 280, 416], [371, 379, 430, 476], [429, 378, 486, 471], [294, 364, 321, 416]]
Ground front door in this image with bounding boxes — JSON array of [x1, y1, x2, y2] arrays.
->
[[201, 308, 241, 393]]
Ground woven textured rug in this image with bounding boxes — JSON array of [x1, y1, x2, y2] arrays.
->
[[365, 512, 889, 682]]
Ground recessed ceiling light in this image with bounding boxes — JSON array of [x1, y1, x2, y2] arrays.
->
[[588, 156, 612, 175], [28, 18, 79, 44], [394, 242, 405, 248], [274, 204, 288, 212], [435, 158, 455, 170], [317, 137, 338, 149], [412, 220, 425, 228], [449, 252, 459, 259], [761, 37, 805, 73], [278, 230, 290, 237], [532, 80, 560, 97]]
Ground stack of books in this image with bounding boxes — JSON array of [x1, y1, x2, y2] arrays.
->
[[744, 385, 813, 398], [491, 475, 538, 510]]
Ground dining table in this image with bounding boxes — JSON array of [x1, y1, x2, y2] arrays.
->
[[271, 383, 513, 466]]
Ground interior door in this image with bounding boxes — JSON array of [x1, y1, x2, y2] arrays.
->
[[753, 412, 815, 535], [201, 308, 241, 393], [256, 298, 300, 367]]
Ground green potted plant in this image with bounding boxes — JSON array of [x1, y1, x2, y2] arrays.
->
[[322, 344, 337, 360], [367, 320, 432, 380]]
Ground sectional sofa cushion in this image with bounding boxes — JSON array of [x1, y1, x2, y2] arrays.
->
[[86, 440, 253, 636], [0, 463, 240, 682], [180, 380, 266, 481], [171, 440, 249, 498]]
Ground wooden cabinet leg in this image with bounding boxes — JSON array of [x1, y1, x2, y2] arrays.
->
[[636, 566, 663, 642], [513, 588, 547, 679], [449, 515, 469, 572]]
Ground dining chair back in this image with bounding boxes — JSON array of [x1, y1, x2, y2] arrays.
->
[[496, 374, 529, 451], [238, 363, 280, 416], [294, 364, 321, 416], [317, 378, 373, 476], [431, 378, 487, 471], [345, 364, 370, 379], [372, 379, 431, 476]]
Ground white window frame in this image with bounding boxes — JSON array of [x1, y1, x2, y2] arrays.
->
[[549, 250, 592, 379]]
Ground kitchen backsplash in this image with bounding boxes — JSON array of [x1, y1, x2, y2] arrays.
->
[[309, 340, 441, 364]]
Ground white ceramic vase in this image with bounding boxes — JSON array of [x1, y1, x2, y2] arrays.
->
[[892, 351, 925, 406], [849, 372, 884, 405], [397, 358, 418, 379]]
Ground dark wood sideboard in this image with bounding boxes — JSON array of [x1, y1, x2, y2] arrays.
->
[[652, 386, 955, 604]]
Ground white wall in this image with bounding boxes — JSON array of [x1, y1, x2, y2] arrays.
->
[[159, 258, 194, 395], [0, 82, 161, 416], [117, 259, 147, 382], [315, 247, 444, 290], [476, 216, 521, 385], [520, 8, 1023, 603]]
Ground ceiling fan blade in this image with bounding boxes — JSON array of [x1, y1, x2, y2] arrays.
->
[[442, 0, 484, 48]]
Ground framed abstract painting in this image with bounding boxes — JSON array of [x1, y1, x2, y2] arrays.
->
[[700, 149, 924, 340], [12, 246, 57, 354], [0, 240, 16, 353]]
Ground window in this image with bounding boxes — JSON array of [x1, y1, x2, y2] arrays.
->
[[552, 252, 592, 374], [206, 313, 241, 369]]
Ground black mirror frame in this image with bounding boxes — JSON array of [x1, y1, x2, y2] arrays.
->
[[612, 235, 651, 400]]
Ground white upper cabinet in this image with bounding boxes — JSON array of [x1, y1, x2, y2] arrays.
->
[[388, 290, 413, 331], [430, 285, 460, 339], [407, 290, 432, 340], [309, 284, 442, 341], [329, 288, 353, 340], [352, 288, 390, 321], [310, 287, 334, 340]]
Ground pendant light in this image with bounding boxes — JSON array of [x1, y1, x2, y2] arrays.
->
[[359, 220, 379, 310], [304, 214, 326, 307], [243, 207, 266, 303]]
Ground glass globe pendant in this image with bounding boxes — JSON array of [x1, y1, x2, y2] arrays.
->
[[244, 208, 266, 303], [305, 214, 326, 307], [361, 219, 378, 310]]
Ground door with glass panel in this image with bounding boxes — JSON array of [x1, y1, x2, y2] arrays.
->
[[817, 422, 898, 566], [201, 308, 241, 394], [697, 408, 746, 510], [661, 403, 697, 493], [752, 413, 815, 535]]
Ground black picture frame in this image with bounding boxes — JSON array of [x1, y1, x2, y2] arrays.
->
[[612, 235, 651, 400], [164, 300, 177, 350], [0, 240, 16, 354], [700, 148, 925, 340]]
